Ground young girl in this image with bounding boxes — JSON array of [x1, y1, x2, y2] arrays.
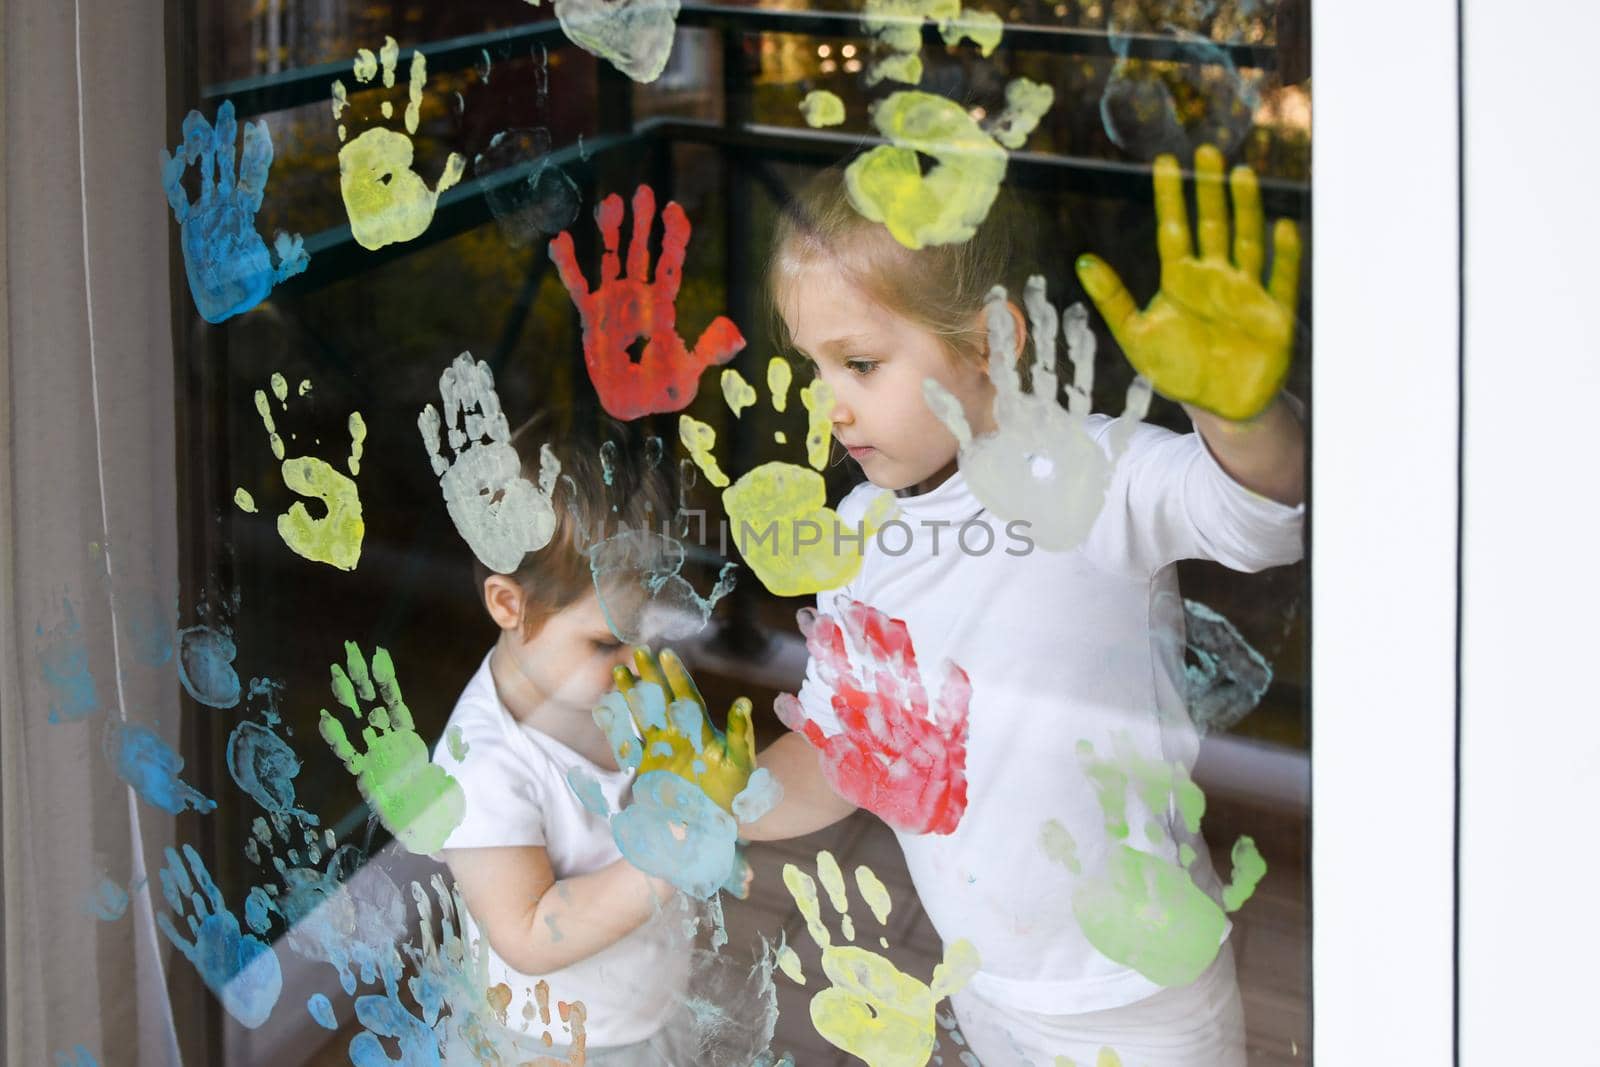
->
[[429, 413, 704, 1064], [738, 153, 1305, 1066]]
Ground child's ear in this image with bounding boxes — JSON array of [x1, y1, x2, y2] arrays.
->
[[482, 575, 526, 633], [973, 300, 1029, 366]]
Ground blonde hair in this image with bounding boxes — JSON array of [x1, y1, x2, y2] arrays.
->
[[766, 164, 1038, 366], [472, 411, 672, 638]]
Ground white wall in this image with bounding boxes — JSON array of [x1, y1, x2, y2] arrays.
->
[[1313, 0, 1461, 1060], [1459, 0, 1600, 1059]]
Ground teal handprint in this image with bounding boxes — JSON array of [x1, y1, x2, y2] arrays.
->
[[156, 844, 283, 1029], [161, 99, 308, 324], [318, 642, 465, 855], [1042, 732, 1266, 988]]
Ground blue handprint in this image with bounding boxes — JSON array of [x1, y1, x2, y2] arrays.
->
[[156, 844, 283, 1029], [351, 986, 442, 1067], [161, 99, 308, 324]]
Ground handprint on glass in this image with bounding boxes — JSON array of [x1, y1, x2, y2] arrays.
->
[[419, 351, 560, 574], [776, 599, 971, 836], [156, 845, 283, 1029], [550, 184, 745, 420], [922, 276, 1152, 553], [160, 100, 308, 324]]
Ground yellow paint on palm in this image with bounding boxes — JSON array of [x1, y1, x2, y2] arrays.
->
[[721, 368, 757, 416], [782, 851, 980, 1067], [1074, 144, 1301, 420]]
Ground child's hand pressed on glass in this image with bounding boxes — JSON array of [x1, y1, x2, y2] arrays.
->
[[1075, 143, 1302, 421]]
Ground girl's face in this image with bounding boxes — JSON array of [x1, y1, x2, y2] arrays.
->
[[781, 261, 997, 495]]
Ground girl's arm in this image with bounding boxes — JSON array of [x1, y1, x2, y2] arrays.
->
[[1185, 393, 1305, 507], [738, 731, 858, 841], [443, 845, 676, 975]]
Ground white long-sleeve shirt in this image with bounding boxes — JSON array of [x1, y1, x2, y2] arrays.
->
[[795, 417, 1304, 1014]]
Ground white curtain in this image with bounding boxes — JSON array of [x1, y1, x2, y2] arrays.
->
[[2, 0, 185, 1062]]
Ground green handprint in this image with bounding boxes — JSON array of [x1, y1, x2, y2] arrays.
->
[[1075, 143, 1302, 421], [1042, 732, 1266, 988], [317, 642, 464, 855], [780, 850, 978, 1067]]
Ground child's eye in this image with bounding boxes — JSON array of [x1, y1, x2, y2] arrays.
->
[[591, 638, 622, 652], [845, 358, 877, 377]]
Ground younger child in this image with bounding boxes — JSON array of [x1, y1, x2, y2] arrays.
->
[[739, 151, 1305, 1066], [429, 412, 700, 1064]]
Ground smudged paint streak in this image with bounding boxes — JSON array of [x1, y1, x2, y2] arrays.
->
[[104, 720, 217, 815], [475, 127, 581, 249], [37, 598, 99, 723], [588, 526, 736, 643], [228, 719, 318, 822]]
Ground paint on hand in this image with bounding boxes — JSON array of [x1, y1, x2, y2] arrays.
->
[[37, 598, 100, 723], [104, 720, 217, 815], [160, 99, 309, 324], [83, 873, 129, 921], [1043, 732, 1266, 987], [333, 37, 466, 250], [227, 719, 318, 823], [1074, 144, 1301, 420], [241, 374, 365, 570], [800, 90, 846, 127], [923, 277, 1151, 552], [731, 767, 783, 823], [156, 844, 283, 1029], [782, 852, 979, 1066], [680, 358, 896, 596], [776, 599, 971, 834], [308, 993, 338, 1029], [318, 643, 465, 854], [587, 525, 737, 643], [1182, 598, 1272, 735], [611, 770, 741, 899], [177, 623, 243, 708], [536, 0, 682, 82], [549, 184, 745, 419], [474, 126, 581, 248], [419, 351, 560, 573], [1101, 27, 1260, 162]]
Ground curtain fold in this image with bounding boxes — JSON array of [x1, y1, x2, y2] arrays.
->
[[2, 0, 185, 1062]]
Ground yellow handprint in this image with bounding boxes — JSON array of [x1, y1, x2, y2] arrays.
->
[[681, 357, 895, 597], [331, 37, 466, 251], [605, 646, 757, 815], [1074, 143, 1302, 421], [780, 850, 979, 1067]]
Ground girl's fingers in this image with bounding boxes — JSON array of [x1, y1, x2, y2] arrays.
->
[[1152, 154, 1193, 273], [1268, 218, 1303, 312], [631, 645, 669, 693], [726, 697, 757, 770], [1194, 145, 1229, 261], [1230, 165, 1265, 279], [659, 648, 706, 711], [1075, 255, 1140, 351]]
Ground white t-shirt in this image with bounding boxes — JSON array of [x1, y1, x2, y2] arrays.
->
[[795, 418, 1305, 1014], [430, 653, 691, 1048]]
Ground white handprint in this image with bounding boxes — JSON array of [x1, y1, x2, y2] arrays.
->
[[923, 276, 1152, 552], [419, 352, 560, 573]]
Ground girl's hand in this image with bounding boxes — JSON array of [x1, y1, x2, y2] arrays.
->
[[602, 646, 757, 814], [1075, 143, 1302, 422]]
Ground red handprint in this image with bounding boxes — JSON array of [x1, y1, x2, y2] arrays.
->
[[776, 598, 971, 836], [548, 184, 746, 420]]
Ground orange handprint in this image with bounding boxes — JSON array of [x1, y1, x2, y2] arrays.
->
[[549, 184, 745, 420]]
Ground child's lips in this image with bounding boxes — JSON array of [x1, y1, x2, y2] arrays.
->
[[845, 445, 876, 460]]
